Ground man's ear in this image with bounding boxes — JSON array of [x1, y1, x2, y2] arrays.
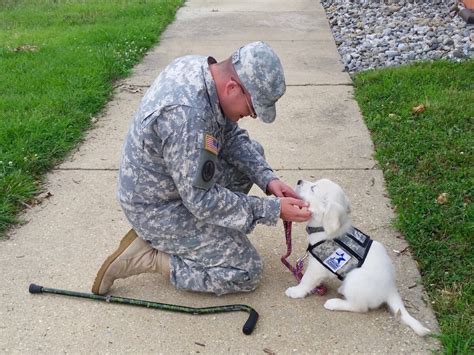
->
[[322, 202, 348, 237]]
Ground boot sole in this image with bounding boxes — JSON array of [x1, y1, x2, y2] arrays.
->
[[91, 229, 138, 295]]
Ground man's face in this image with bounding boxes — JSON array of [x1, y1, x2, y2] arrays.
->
[[221, 79, 257, 122]]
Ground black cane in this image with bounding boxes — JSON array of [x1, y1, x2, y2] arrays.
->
[[29, 283, 258, 335]]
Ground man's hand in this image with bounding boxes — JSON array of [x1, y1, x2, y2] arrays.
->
[[267, 179, 311, 221], [267, 179, 299, 198], [279, 197, 312, 222]]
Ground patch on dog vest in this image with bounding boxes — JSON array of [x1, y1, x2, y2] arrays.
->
[[307, 226, 373, 280], [323, 248, 352, 272]]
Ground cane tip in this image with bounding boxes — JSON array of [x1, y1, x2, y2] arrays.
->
[[29, 283, 43, 294]]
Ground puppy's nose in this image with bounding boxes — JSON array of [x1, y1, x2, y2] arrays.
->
[[297, 180, 303, 185]]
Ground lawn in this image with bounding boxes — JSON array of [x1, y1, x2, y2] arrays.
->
[[0, 0, 183, 235], [353, 59, 473, 353]]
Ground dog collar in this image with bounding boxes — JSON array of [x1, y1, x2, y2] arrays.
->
[[306, 226, 325, 234]]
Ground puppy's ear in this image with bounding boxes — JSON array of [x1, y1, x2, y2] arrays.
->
[[323, 202, 348, 237]]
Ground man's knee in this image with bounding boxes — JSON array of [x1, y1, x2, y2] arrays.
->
[[215, 254, 263, 295], [242, 257, 264, 292], [250, 139, 265, 159], [170, 249, 264, 295], [214, 139, 264, 194]]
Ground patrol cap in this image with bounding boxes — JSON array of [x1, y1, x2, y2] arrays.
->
[[232, 41, 286, 123]]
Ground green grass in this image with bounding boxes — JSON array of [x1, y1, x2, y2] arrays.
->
[[0, 0, 183, 235], [353, 60, 473, 353]]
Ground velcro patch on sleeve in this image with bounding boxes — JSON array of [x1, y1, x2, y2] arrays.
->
[[192, 133, 220, 190], [204, 133, 219, 155]]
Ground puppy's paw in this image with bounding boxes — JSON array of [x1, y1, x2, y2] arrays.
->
[[285, 286, 307, 299], [323, 298, 340, 311]]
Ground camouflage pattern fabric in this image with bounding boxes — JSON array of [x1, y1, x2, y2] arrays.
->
[[117, 55, 281, 295], [232, 41, 286, 123], [307, 227, 373, 280]]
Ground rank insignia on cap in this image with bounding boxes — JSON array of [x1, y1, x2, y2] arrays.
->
[[204, 133, 219, 155]]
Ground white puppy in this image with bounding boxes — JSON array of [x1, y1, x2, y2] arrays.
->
[[285, 178, 430, 337]]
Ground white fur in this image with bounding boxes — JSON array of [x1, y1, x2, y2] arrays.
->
[[285, 178, 430, 337]]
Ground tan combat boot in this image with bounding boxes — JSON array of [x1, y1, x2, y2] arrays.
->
[[91, 229, 170, 295]]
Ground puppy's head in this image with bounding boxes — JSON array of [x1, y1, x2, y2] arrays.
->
[[295, 178, 351, 237]]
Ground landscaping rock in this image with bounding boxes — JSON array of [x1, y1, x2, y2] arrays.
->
[[320, 0, 473, 74]]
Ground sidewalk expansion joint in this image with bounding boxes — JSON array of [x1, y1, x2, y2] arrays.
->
[[124, 84, 149, 88], [54, 167, 380, 172], [275, 167, 380, 171], [54, 168, 118, 171], [128, 83, 354, 89], [287, 83, 353, 87]]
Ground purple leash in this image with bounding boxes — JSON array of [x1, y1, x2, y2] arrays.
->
[[281, 221, 327, 296]]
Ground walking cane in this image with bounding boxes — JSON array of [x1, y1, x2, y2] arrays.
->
[[29, 283, 258, 335]]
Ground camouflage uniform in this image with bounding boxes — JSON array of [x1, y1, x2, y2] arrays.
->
[[118, 44, 285, 295]]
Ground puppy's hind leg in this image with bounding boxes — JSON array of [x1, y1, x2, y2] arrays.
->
[[325, 279, 368, 312], [324, 298, 368, 313]]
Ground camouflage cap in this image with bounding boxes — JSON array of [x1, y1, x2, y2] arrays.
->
[[232, 41, 286, 123]]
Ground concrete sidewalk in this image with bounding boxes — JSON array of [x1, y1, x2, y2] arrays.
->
[[1, 0, 439, 353]]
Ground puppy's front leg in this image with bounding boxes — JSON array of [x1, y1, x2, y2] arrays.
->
[[285, 259, 326, 299]]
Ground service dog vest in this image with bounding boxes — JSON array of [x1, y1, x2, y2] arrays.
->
[[306, 226, 373, 280]]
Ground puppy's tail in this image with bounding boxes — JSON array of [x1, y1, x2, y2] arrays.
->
[[387, 291, 430, 337]]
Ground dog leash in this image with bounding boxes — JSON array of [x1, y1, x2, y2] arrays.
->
[[281, 221, 327, 296]]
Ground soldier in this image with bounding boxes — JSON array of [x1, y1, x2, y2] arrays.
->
[[92, 41, 311, 296]]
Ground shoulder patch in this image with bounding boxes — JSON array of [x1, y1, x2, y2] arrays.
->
[[204, 133, 219, 155]]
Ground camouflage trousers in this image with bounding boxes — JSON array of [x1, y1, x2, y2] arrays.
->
[[122, 140, 265, 296]]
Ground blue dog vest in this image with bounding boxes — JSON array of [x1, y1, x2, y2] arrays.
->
[[307, 226, 373, 280]]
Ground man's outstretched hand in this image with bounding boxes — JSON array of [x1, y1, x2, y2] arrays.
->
[[267, 179, 299, 198], [267, 179, 311, 222], [279, 197, 311, 222]]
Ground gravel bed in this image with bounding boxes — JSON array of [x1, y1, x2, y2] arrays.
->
[[320, 0, 474, 74]]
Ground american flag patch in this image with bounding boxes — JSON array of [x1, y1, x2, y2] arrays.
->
[[204, 133, 219, 155]]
